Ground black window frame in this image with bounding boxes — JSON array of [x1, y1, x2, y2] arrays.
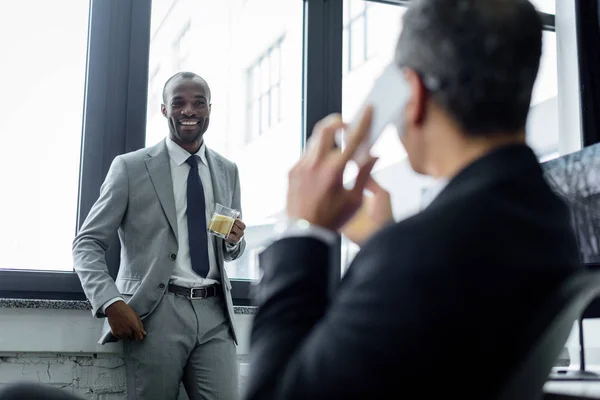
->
[[2, 0, 595, 306]]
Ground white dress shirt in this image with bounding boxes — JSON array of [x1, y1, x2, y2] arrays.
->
[[166, 137, 221, 288], [101, 137, 238, 313]]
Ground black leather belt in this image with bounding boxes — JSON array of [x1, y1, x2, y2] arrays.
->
[[168, 283, 222, 299]]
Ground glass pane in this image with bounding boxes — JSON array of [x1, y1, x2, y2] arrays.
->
[[343, 27, 350, 74], [0, 0, 89, 271], [529, 0, 555, 15], [349, 0, 366, 20], [261, 94, 270, 131], [146, 0, 304, 280], [341, 2, 563, 273], [271, 86, 280, 126], [341, 2, 428, 273], [252, 66, 261, 101], [178, 22, 192, 60], [271, 44, 281, 86], [261, 56, 270, 95], [527, 31, 559, 160], [252, 101, 261, 140], [349, 18, 366, 70]]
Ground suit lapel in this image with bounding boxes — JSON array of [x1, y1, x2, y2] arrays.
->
[[145, 140, 178, 242], [206, 149, 227, 212], [206, 148, 228, 277]]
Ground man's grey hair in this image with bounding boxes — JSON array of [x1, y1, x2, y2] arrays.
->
[[395, 0, 543, 136]]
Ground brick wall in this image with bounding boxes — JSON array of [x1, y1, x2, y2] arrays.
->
[[0, 353, 125, 399], [0, 353, 249, 399]]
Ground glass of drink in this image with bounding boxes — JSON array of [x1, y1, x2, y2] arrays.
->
[[208, 203, 241, 239]]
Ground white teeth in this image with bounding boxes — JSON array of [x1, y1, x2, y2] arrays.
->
[[180, 121, 198, 126]]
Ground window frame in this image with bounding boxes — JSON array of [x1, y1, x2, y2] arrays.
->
[[2, 0, 593, 306]]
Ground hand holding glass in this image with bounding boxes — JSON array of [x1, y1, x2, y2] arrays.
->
[[208, 204, 241, 239]]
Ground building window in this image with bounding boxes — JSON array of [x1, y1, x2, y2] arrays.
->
[[145, 0, 303, 282], [172, 21, 191, 71], [148, 65, 162, 112], [343, 0, 369, 72], [246, 37, 283, 142], [0, 0, 90, 271]]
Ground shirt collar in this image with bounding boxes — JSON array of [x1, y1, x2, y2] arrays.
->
[[165, 137, 208, 167]]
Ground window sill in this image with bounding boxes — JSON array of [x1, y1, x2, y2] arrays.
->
[[0, 298, 257, 315]]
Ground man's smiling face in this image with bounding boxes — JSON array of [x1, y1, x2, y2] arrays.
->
[[161, 76, 212, 149]]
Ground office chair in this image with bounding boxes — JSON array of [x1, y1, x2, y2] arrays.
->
[[496, 270, 600, 400], [550, 262, 600, 381]]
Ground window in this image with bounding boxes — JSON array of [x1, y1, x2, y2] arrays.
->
[[0, 0, 89, 271], [529, 0, 556, 15], [0, 0, 586, 308], [149, 66, 162, 112], [172, 21, 192, 71], [528, 31, 560, 160], [247, 37, 284, 142], [343, 0, 369, 72], [340, 0, 570, 272], [146, 0, 304, 281]]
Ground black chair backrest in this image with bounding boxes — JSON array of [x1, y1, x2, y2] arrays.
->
[[496, 270, 600, 400]]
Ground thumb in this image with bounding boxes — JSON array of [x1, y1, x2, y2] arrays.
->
[[137, 317, 147, 336], [351, 156, 378, 197]]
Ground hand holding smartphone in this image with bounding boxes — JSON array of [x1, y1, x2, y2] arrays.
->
[[337, 63, 411, 163]]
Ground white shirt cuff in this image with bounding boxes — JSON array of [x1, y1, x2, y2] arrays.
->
[[101, 296, 124, 314]]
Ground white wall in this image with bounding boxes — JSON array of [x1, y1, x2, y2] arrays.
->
[[0, 307, 253, 399]]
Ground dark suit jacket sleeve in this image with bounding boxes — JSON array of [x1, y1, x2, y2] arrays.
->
[[245, 232, 467, 399]]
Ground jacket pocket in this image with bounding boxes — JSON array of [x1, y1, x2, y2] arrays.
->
[[115, 277, 142, 295]]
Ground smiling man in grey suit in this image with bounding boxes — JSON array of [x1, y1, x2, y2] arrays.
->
[[73, 71, 246, 400]]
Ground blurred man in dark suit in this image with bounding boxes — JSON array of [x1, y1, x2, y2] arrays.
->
[[245, 0, 581, 398]]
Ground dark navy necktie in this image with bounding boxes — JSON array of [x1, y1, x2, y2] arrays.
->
[[185, 155, 210, 278]]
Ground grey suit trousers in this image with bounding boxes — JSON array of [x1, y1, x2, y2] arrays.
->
[[123, 293, 238, 400]]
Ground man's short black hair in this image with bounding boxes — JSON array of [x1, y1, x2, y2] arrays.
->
[[395, 0, 543, 136], [162, 71, 211, 103]]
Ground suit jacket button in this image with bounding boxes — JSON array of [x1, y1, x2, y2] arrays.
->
[[169, 253, 177, 260], [158, 283, 165, 290]]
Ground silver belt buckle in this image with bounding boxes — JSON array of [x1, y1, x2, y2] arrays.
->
[[189, 287, 206, 299]]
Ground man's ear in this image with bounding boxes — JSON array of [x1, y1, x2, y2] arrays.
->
[[161, 104, 167, 118], [403, 68, 428, 128]]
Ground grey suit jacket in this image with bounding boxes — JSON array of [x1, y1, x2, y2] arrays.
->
[[72, 139, 245, 345]]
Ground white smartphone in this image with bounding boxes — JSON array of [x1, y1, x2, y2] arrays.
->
[[338, 63, 411, 162]]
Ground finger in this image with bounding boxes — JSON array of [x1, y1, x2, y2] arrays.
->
[[134, 330, 144, 341], [235, 219, 246, 230], [229, 226, 240, 238], [351, 156, 378, 197], [309, 114, 345, 162], [228, 231, 239, 243], [138, 320, 147, 336], [339, 106, 373, 166], [365, 176, 387, 195]]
